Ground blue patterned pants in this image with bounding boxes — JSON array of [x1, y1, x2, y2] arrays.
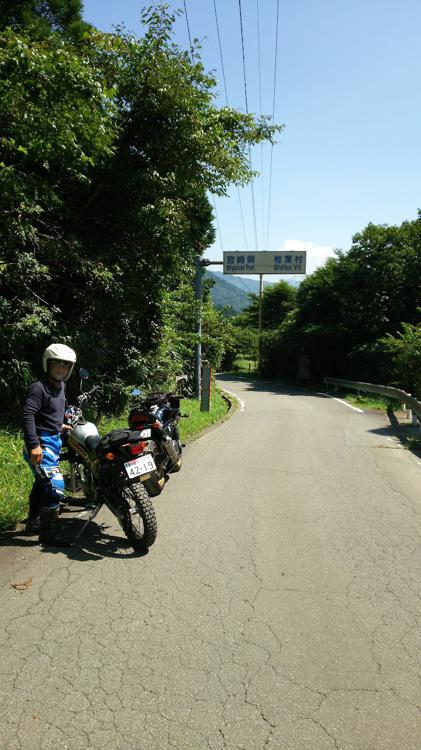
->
[[23, 432, 64, 511]]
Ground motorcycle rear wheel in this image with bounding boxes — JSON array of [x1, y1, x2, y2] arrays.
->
[[122, 482, 157, 550]]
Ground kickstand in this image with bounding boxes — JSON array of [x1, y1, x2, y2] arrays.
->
[[74, 503, 102, 540]]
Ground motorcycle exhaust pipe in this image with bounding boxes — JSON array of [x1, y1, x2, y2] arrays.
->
[[161, 435, 179, 463]]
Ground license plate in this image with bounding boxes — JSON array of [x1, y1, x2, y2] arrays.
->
[[124, 454, 157, 479], [139, 428, 152, 438]]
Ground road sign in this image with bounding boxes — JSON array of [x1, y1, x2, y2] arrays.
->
[[223, 251, 306, 275]]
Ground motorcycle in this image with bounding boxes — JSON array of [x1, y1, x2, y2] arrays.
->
[[128, 380, 187, 497], [63, 371, 157, 551]]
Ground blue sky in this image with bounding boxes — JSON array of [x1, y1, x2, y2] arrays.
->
[[82, 0, 421, 276]]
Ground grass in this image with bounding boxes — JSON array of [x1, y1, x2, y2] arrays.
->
[[0, 429, 33, 532], [176, 387, 232, 441], [405, 436, 421, 457], [335, 392, 399, 412], [0, 386, 231, 531], [231, 358, 258, 376], [96, 387, 230, 440]]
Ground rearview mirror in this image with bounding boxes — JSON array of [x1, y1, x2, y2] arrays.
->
[[79, 368, 89, 380]]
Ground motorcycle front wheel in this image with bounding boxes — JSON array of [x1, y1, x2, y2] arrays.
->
[[121, 482, 157, 550]]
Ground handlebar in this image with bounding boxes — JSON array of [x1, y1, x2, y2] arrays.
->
[[65, 385, 101, 426], [77, 385, 100, 405]]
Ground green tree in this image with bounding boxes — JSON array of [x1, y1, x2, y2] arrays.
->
[[378, 322, 421, 396], [0, 7, 281, 419], [0, 0, 91, 41], [0, 29, 119, 412], [261, 214, 421, 384], [236, 280, 297, 330], [0, 0, 89, 40], [201, 298, 236, 372]]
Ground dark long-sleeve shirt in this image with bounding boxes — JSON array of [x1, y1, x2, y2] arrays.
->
[[22, 379, 66, 450]]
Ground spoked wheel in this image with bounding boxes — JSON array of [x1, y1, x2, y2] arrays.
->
[[122, 482, 157, 551]]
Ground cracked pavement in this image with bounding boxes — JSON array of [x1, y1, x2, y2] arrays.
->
[[1, 376, 421, 749]]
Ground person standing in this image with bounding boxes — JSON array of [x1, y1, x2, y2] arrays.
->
[[22, 343, 76, 546]]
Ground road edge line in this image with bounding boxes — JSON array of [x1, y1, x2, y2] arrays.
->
[[317, 392, 364, 413]]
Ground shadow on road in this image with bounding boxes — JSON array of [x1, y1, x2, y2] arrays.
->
[[368, 408, 421, 459], [0, 510, 149, 561], [216, 373, 320, 397]]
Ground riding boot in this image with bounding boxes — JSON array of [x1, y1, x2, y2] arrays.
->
[[24, 485, 42, 534], [38, 507, 74, 547]]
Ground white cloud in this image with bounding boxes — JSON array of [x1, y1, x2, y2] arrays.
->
[[275, 239, 337, 275]]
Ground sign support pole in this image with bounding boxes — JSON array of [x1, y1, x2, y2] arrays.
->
[[194, 253, 306, 383], [258, 273, 263, 372]]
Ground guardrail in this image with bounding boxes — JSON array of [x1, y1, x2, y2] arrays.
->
[[324, 376, 421, 427]]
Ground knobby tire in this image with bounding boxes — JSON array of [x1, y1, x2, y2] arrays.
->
[[122, 482, 157, 550]]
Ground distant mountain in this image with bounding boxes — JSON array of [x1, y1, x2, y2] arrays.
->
[[204, 270, 252, 312], [217, 274, 267, 294], [204, 270, 301, 313]]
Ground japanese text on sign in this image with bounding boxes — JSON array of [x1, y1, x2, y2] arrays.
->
[[223, 251, 306, 275]]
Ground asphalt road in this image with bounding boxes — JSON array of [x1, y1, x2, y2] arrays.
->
[[1, 376, 421, 749]]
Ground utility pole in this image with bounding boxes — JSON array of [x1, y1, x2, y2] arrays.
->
[[194, 257, 222, 400], [194, 255, 203, 400]]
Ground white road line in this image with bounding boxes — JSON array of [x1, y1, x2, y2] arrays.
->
[[221, 388, 245, 413], [317, 392, 364, 413]]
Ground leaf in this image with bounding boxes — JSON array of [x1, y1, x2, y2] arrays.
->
[[10, 576, 32, 592]]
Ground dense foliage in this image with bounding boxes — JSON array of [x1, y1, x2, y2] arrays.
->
[[0, 0, 90, 41], [259, 216, 421, 394], [0, 5, 279, 420], [235, 280, 297, 330]]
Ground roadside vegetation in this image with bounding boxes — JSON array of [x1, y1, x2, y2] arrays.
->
[[231, 358, 258, 376], [339, 393, 399, 412], [220, 227, 420, 399]]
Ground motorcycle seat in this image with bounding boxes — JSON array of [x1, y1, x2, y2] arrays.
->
[[98, 428, 142, 452]]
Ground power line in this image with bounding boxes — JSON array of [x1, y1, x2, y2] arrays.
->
[[238, 0, 249, 113], [213, 0, 249, 252], [236, 188, 248, 252], [271, 0, 280, 121], [256, 0, 265, 249], [183, 0, 194, 63], [213, 0, 229, 105], [238, 0, 259, 252], [265, 0, 280, 250], [256, 0, 262, 115]]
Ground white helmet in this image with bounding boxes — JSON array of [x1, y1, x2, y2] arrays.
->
[[43, 343, 77, 381]]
